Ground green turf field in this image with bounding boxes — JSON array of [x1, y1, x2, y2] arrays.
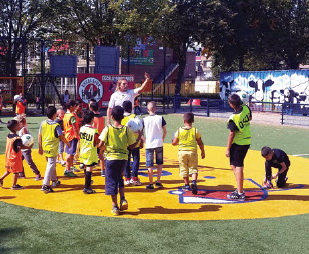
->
[[0, 114, 308, 254]]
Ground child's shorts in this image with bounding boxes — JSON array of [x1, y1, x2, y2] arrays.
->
[[230, 143, 250, 167], [178, 150, 198, 177], [83, 162, 98, 167], [105, 160, 126, 195], [145, 147, 163, 167], [65, 138, 78, 155]]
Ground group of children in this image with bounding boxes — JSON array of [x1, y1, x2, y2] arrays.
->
[[0, 94, 291, 215]]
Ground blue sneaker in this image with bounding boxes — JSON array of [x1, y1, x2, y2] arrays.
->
[[227, 191, 245, 201], [182, 185, 191, 191]]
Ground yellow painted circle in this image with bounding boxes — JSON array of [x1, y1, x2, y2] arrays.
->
[[0, 144, 308, 220]]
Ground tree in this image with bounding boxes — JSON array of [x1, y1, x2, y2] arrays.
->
[[51, 0, 155, 47], [200, 0, 263, 72], [202, 0, 309, 73], [0, 0, 51, 76], [153, 0, 207, 94], [255, 0, 309, 69]]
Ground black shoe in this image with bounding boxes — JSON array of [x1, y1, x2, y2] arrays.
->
[[191, 183, 198, 194], [146, 184, 154, 190], [11, 184, 24, 190], [41, 185, 54, 193], [83, 188, 96, 194], [19, 173, 26, 178], [155, 181, 163, 188]]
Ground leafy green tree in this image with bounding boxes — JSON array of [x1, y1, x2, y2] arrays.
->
[[254, 0, 309, 69], [52, 0, 155, 46], [0, 0, 50, 76], [152, 0, 207, 94], [202, 0, 309, 73]]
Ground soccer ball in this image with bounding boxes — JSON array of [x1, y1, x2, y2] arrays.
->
[[14, 94, 21, 101], [236, 91, 249, 104], [126, 118, 143, 133], [21, 134, 34, 147]]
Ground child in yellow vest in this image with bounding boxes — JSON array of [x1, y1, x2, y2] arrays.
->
[[122, 100, 143, 186], [79, 111, 99, 194], [172, 112, 205, 194], [225, 94, 252, 201], [89, 102, 105, 176], [98, 106, 142, 215], [38, 106, 69, 193]]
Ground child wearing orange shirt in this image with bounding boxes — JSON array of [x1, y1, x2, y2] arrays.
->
[[63, 100, 79, 177], [0, 120, 32, 189]]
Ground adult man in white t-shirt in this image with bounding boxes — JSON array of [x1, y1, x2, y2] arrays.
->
[[106, 72, 151, 125]]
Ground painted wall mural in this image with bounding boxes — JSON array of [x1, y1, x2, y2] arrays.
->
[[220, 70, 309, 105]]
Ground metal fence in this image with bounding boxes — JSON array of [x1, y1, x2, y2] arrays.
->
[[140, 97, 309, 127]]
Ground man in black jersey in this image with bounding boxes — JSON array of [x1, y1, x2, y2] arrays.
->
[[261, 146, 290, 189]]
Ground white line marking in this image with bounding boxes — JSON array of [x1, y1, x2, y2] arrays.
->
[[292, 154, 309, 157]]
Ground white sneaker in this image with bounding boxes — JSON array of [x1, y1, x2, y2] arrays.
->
[[124, 179, 131, 185], [132, 180, 142, 186], [52, 180, 61, 187]]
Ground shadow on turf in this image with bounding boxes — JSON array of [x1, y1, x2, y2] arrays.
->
[[124, 204, 222, 215], [124, 183, 236, 194], [137, 163, 231, 171], [266, 194, 309, 201], [23, 183, 106, 193], [0, 196, 15, 200]]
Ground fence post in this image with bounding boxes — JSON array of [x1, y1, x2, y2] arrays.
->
[[173, 94, 177, 113], [281, 103, 284, 125]]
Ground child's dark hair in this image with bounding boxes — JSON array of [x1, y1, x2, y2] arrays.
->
[[89, 102, 99, 112], [123, 100, 132, 113], [261, 146, 272, 157], [7, 120, 18, 132], [83, 111, 95, 125], [228, 94, 242, 107], [66, 99, 77, 109], [76, 99, 83, 105], [88, 98, 96, 104], [46, 106, 57, 119], [183, 112, 194, 123], [111, 106, 124, 122]]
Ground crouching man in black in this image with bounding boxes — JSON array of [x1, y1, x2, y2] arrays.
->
[[261, 146, 290, 189]]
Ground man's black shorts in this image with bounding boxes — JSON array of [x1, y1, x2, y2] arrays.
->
[[230, 143, 250, 167]]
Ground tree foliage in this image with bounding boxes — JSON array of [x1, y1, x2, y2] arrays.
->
[[1, 0, 309, 80], [0, 0, 51, 76], [151, 0, 207, 93], [202, 0, 309, 74], [51, 0, 161, 47]]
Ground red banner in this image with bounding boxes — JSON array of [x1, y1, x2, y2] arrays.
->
[[77, 74, 134, 108]]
